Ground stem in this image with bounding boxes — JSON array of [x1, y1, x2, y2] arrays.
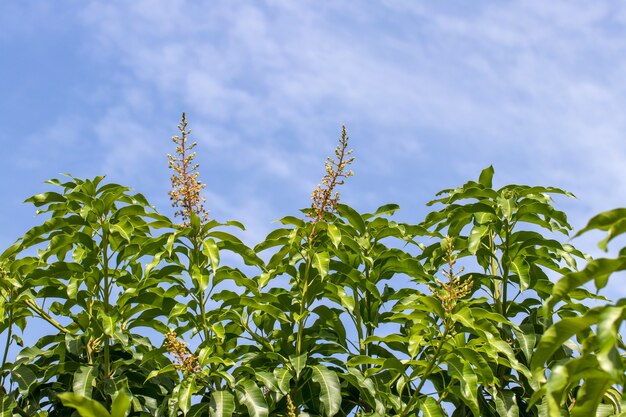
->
[[401, 326, 450, 416], [240, 317, 274, 352], [353, 286, 364, 356], [197, 291, 210, 342], [296, 253, 313, 357], [10, 405, 30, 417], [102, 232, 111, 379], [496, 223, 512, 385], [489, 232, 503, 315], [1, 303, 13, 386], [501, 222, 511, 317], [24, 299, 70, 333], [364, 267, 373, 350], [193, 238, 211, 344]]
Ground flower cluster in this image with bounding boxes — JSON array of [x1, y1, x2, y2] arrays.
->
[[286, 393, 298, 417], [430, 236, 473, 315], [167, 113, 209, 227], [164, 331, 200, 374], [308, 125, 355, 223]]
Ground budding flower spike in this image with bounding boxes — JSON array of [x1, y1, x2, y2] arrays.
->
[[308, 125, 355, 225], [167, 112, 209, 227], [164, 331, 200, 374], [430, 236, 473, 316]]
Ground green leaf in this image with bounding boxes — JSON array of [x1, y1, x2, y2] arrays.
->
[[327, 224, 341, 248], [468, 225, 489, 254], [111, 222, 133, 242], [73, 365, 97, 398], [145, 363, 177, 382], [225, 220, 246, 230], [254, 372, 281, 395], [548, 258, 626, 309], [236, 379, 268, 417], [310, 365, 341, 417], [209, 390, 235, 417], [58, 393, 112, 417], [494, 389, 519, 417], [510, 257, 530, 291], [576, 208, 626, 236], [513, 325, 536, 363], [446, 357, 479, 416], [25, 191, 66, 207], [497, 195, 516, 221], [1, 395, 17, 417], [188, 404, 211, 417], [313, 252, 330, 278], [478, 165, 495, 188], [420, 397, 444, 417], [273, 368, 293, 395], [370, 203, 401, 218], [203, 238, 220, 271], [98, 309, 116, 336], [337, 204, 365, 234], [289, 354, 307, 378], [110, 393, 131, 417], [596, 305, 626, 378], [530, 310, 600, 375], [570, 377, 613, 417], [12, 365, 37, 395], [190, 212, 201, 233], [178, 377, 197, 415], [212, 322, 226, 341], [191, 264, 210, 293], [279, 215, 305, 227]]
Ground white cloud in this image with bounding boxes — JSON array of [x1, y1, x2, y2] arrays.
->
[[71, 0, 626, 228], [4, 0, 626, 311]]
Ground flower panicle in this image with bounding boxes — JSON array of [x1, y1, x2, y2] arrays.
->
[[430, 236, 473, 315], [167, 113, 209, 227], [308, 125, 355, 223], [286, 393, 298, 417], [164, 331, 200, 374]]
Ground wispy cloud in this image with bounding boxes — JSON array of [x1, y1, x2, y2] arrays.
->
[[4, 1, 626, 261]]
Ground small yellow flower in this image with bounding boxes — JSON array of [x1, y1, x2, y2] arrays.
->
[[430, 237, 473, 315], [164, 330, 200, 374], [286, 393, 298, 417], [309, 125, 355, 224], [168, 113, 209, 227]]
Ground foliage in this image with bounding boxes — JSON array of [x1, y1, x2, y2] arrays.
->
[[1, 115, 625, 416]]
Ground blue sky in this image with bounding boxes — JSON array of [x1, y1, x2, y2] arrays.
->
[[2, 1, 626, 296]]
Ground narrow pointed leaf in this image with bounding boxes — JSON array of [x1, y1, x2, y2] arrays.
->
[[468, 225, 489, 254], [58, 393, 112, 417], [337, 204, 365, 233], [494, 390, 519, 417], [274, 368, 293, 395], [289, 354, 307, 378], [73, 365, 97, 398], [478, 165, 495, 188], [209, 390, 235, 417], [203, 238, 220, 271], [178, 377, 197, 415], [236, 379, 268, 417], [110, 393, 131, 417], [327, 224, 341, 247], [420, 397, 444, 417], [310, 365, 341, 417]]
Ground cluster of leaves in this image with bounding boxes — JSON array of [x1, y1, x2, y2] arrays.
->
[[1, 126, 625, 416]]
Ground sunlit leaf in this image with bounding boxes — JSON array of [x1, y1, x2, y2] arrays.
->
[[73, 366, 96, 398], [310, 365, 341, 417], [58, 393, 112, 417], [236, 379, 268, 417], [209, 390, 235, 417]]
